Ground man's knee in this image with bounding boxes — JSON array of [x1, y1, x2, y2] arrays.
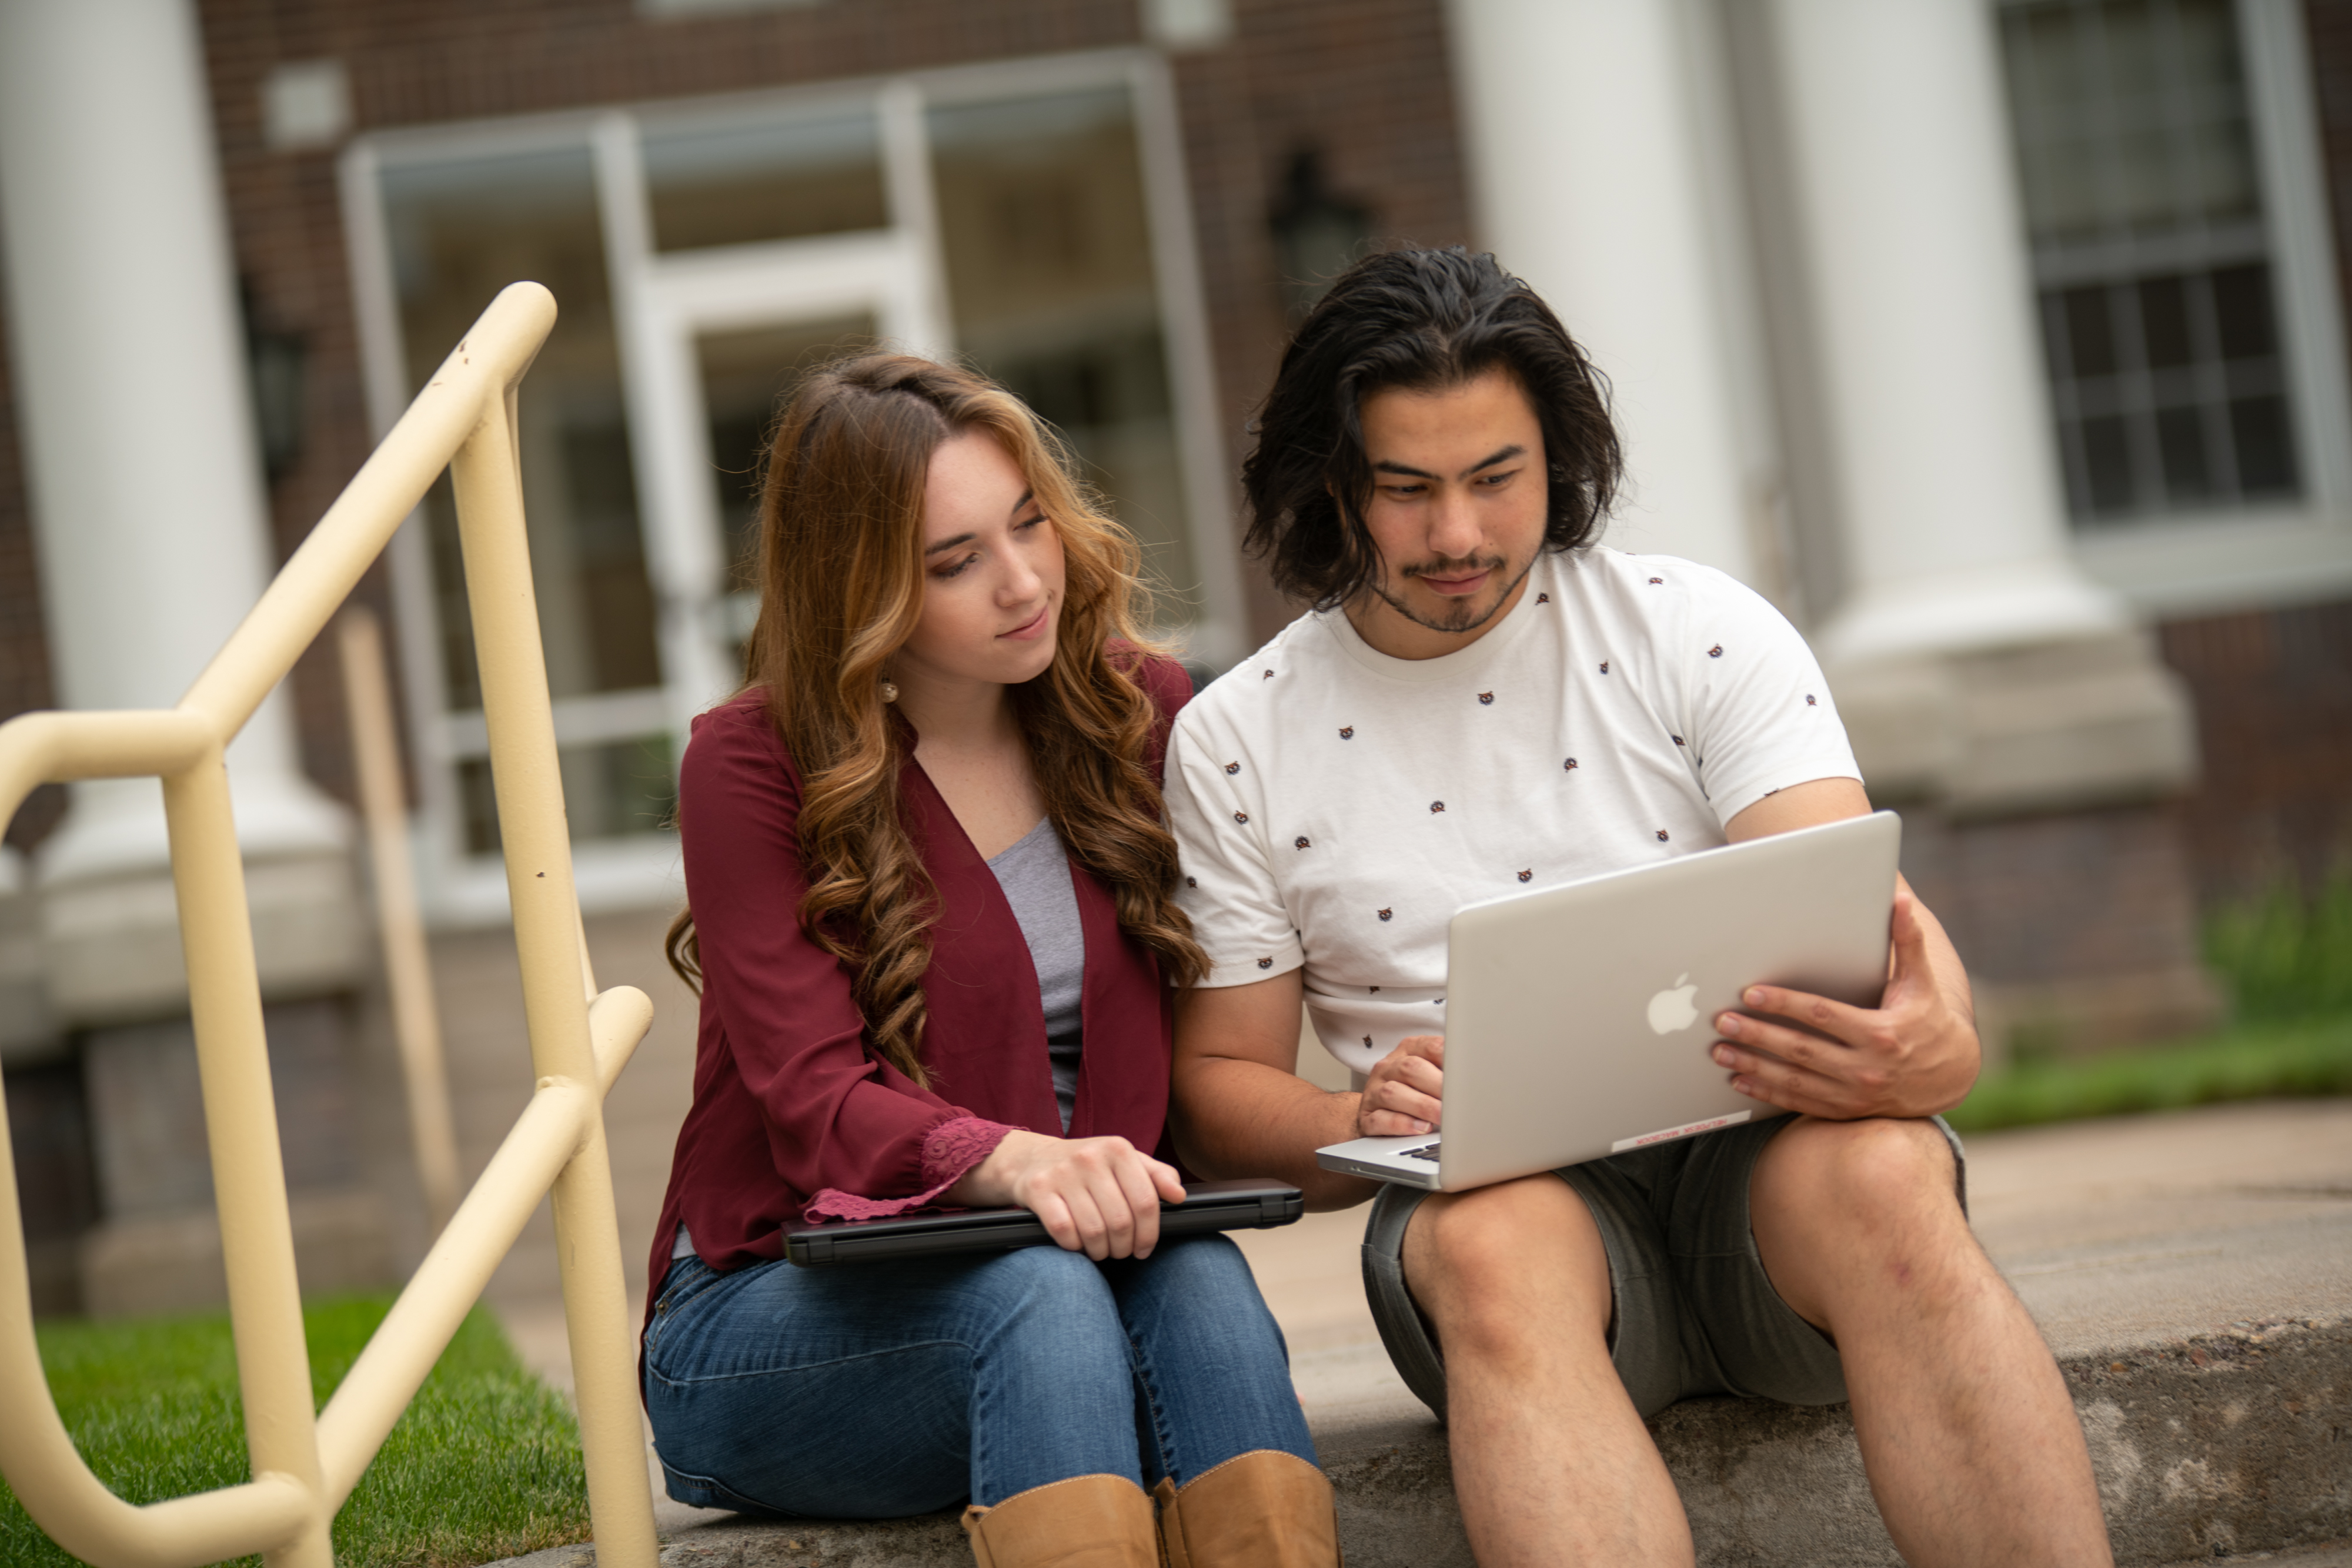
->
[[1755, 1116, 1959, 1235], [1401, 1175, 1609, 1355], [1753, 1118, 1987, 1329]]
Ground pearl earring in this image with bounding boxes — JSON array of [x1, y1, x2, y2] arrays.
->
[[879, 679, 900, 704]]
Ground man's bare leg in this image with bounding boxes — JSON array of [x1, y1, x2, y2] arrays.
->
[[1402, 1174, 1692, 1567], [1751, 1118, 2113, 1568]]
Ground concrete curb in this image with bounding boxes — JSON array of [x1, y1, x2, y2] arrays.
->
[[1321, 1314, 2351, 1567], [492, 1312, 2348, 1568]]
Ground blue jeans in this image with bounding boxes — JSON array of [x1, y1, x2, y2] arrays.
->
[[640, 1235, 1317, 1516]]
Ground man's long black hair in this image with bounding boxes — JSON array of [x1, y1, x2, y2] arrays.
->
[[1241, 246, 1623, 610]]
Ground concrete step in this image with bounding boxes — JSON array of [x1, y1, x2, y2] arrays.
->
[[491, 1099, 2352, 1567], [1315, 1314, 2348, 1568]]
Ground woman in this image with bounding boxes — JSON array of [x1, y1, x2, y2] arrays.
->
[[640, 354, 1335, 1568]]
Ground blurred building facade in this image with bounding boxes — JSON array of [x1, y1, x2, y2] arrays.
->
[[0, 0, 2347, 1316]]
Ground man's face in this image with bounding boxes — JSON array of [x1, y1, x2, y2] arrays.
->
[[1348, 369, 1549, 660]]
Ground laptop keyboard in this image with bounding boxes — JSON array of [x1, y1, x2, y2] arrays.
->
[[1403, 1144, 1442, 1162]]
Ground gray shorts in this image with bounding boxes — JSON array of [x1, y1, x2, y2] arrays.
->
[[1361, 1114, 1967, 1421]]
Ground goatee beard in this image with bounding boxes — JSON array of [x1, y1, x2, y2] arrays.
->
[[1372, 555, 1536, 634]]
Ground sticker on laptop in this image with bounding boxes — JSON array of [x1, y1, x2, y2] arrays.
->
[[1611, 1110, 1751, 1154]]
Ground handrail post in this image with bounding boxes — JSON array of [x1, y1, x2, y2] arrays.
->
[[337, 606, 462, 1236], [449, 383, 659, 1568], [162, 748, 330, 1568]]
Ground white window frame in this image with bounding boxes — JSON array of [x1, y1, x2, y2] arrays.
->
[[2018, 0, 2352, 616], [340, 49, 1240, 925]]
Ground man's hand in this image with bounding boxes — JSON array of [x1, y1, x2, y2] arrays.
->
[[1709, 884, 1980, 1119], [1171, 969, 1383, 1209], [947, 1129, 1186, 1261], [1359, 1035, 1445, 1136]]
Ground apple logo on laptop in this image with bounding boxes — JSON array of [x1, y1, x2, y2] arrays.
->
[[1646, 973, 1699, 1034]]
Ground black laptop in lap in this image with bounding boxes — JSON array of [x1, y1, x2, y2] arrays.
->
[[783, 1178, 1303, 1265]]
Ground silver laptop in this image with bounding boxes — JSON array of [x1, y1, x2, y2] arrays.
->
[[1315, 811, 1902, 1191]]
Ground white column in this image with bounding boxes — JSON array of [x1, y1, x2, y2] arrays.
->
[[1446, 0, 1776, 592], [1765, 0, 2128, 663], [1761, 0, 2195, 811], [0, 0, 356, 1017]]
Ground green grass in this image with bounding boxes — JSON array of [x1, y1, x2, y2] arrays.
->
[[2203, 875, 2352, 1021], [1950, 875, 2352, 1132], [1946, 1009, 2352, 1132], [0, 1295, 590, 1568]]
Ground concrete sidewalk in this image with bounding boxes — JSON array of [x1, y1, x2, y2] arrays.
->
[[492, 1097, 2352, 1566]]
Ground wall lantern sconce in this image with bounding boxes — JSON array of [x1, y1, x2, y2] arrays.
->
[[1268, 146, 1372, 322], [242, 282, 308, 483]]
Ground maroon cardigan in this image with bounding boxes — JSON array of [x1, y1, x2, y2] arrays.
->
[[644, 651, 1193, 1310]]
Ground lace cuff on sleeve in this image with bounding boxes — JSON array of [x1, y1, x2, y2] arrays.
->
[[800, 1116, 1017, 1223]]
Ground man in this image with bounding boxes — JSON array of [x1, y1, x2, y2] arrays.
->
[[1163, 248, 2112, 1567]]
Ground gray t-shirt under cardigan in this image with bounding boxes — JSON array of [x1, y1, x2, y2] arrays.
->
[[985, 814, 1087, 1135]]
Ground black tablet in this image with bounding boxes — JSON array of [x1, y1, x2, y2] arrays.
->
[[783, 1178, 1304, 1266]]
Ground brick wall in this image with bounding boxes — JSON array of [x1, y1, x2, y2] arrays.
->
[[2160, 601, 2352, 902], [2, 1061, 98, 1317], [1901, 804, 2209, 990]]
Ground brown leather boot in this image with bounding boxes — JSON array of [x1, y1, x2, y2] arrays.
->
[[1152, 1450, 1342, 1567], [960, 1472, 1160, 1567]]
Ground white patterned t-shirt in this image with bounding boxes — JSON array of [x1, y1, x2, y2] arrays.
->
[[1164, 546, 1863, 1078]]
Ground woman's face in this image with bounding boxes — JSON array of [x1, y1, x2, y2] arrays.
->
[[894, 429, 1066, 693]]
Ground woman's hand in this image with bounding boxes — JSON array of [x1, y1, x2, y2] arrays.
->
[[948, 1129, 1186, 1260], [1357, 1035, 1445, 1137]]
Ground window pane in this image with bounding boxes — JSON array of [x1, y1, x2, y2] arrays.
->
[[459, 734, 677, 855], [2154, 404, 2211, 499], [381, 146, 669, 852], [928, 88, 1198, 610], [2137, 275, 2192, 369], [382, 148, 662, 713], [2082, 414, 2136, 516], [2063, 286, 2117, 376], [2169, 0, 2263, 226], [2056, 418, 2094, 514], [2004, 0, 2258, 242], [643, 106, 888, 252], [2001, 0, 2300, 524], [2211, 262, 2278, 358], [2229, 396, 2296, 494]]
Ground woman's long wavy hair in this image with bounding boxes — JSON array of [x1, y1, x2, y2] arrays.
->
[[665, 353, 1207, 1086]]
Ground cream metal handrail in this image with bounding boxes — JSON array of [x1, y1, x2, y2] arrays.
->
[[0, 282, 659, 1568], [338, 606, 462, 1238]]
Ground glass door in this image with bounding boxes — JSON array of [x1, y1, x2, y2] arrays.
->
[[622, 238, 939, 728]]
